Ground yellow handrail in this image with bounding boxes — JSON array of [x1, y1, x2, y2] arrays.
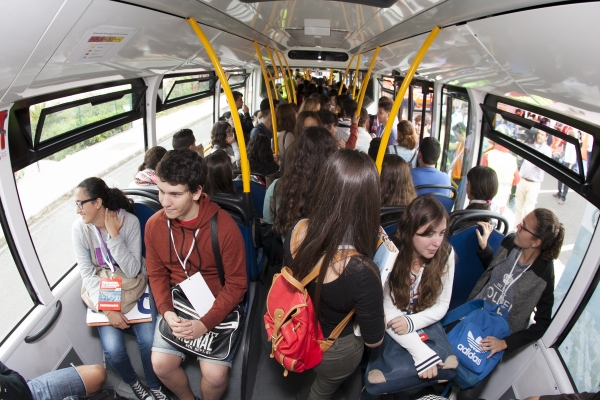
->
[[351, 54, 361, 99], [187, 18, 250, 192], [338, 55, 355, 96], [278, 49, 297, 104], [274, 50, 293, 104], [355, 47, 380, 118], [375, 27, 442, 173], [329, 69, 334, 86], [254, 42, 279, 154]]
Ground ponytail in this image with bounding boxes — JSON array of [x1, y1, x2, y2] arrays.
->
[[138, 162, 146, 172], [533, 208, 565, 261], [106, 188, 135, 214], [77, 177, 134, 214]]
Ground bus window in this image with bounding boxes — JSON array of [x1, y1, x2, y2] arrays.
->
[[15, 122, 144, 286], [0, 208, 35, 343], [481, 101, 597, 316], [439, 87, 470, 188], [558, 274, 600, 391]]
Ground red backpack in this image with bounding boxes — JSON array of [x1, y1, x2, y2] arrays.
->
[[264, 220, 358, 376]]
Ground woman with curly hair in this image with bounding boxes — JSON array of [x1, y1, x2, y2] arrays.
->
[[262, 126, 337, 237], [206, 121, 240, 167], [388, 120, 418, 168]]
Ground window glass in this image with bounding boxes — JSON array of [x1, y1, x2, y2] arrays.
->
[[15, 121, 143, 286], [0, 222, 35, 343], [30, 84, 133, 143], [411, 86, 433, 140], [442, 97, 469, 185], [156, 96, 214, 151], [162, 74, 211, 103], [219, 90, 246, 118], [481, 103, 597, 314], [558, 276, 600, 391], [228, 74, 247, 87]]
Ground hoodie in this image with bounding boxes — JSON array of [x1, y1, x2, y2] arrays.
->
[[145, 194, 247, 331]]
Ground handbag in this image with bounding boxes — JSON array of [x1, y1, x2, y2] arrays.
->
[[365, 322, 457, 395], [159, 213, 245, 360], [80, 221, 147, 314]]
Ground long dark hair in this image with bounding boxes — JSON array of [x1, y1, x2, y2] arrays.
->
[[211, 121, 231, 149], [138, 146, 167, 172], [77, 177, 134, 214], [276, 103, 297, 135], [247, 134, 276, 171], [272, 127, 337, 236], [295, 111, 322, 136], [533, 208, 565, 261], [203, 150, 236, 196], [291, 150, 380, 326], [380, 154, 416, 207], [389, 196, 451, 312]]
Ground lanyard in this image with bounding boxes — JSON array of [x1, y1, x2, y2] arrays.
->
[[168, 220, 199, 279], [93, 227, 116, 273], [499, 250, 531, 304]]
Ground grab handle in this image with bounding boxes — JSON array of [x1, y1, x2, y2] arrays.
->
[[25, 301, 62, 343]]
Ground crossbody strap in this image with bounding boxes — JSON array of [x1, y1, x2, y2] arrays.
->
[[82, 221, 99, 267], [210, 213, 225, 287]]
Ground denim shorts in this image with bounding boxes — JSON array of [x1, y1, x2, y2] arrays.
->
[[152, 315, 238, 368], [27, 365, 87, 400]]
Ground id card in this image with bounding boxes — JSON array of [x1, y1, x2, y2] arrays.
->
[[98, 278, 122, 311], [179, 272, 215, 319], [417, 329, 429, 342]]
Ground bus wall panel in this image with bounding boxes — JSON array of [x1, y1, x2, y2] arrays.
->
[[0, 0, 66, 104]]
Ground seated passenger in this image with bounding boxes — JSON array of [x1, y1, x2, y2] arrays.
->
[[247, 134, 280, 187], [457, 209, 564, 399], [146, 150, 247, 400], [355, 107, 375, 154], [0, 361, 106, 400], [250, 98, 277, 140], [450, 166, 500, 231], [295, 111, 322, 136], [376, 196, 455, 394], [368, 138, 382, 162], [131, 146, 167, 187], [72, 177, 170, 400], [388, 120, 418, 168], [284, 150, 385, 400], [381, 154, 417, 208], [172, 128, 204, 157], [203, 150, 238, 196], [411, 137, 451, 197], [206, 121, 240, 168], [263, 127, 337, 234]]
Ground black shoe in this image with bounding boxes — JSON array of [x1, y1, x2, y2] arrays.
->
[[151, 386, 173, 400], [130, 380, 153, 400]]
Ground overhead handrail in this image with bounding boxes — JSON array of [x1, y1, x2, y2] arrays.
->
[[188, 18, 250, 193], [375, 27, 442, 173], [351, 54, 362, 99], [277, 49, 297, 104], [355, 46, 380, 118], [339, 55, 356, 96], [254, 42, 280, 154]]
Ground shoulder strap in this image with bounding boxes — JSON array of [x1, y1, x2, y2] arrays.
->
[[82, 221, 99, 267], [210, 213, 225, 287], [409, 145, 419, 163]]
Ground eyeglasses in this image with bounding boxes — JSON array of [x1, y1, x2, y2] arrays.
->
[[517, 220, 539, 238], [75, 198, 95, 210]]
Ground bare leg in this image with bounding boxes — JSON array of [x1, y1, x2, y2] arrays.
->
[[152, 352, 195, 400], [75, 364, 106, 395], [199, 361, 229, 400]]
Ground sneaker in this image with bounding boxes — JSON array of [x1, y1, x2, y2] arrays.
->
[[130, 380, 153, 400], [553, 192, 560, 198], [151, 387, 173, 400], [559, 199, 565, 205]]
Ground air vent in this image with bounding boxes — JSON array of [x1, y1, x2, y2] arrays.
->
[[239, 0, 396, 7], [288, 50, 348, 62]]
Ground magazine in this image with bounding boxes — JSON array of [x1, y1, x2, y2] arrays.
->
[[86, 285, 152, 326]]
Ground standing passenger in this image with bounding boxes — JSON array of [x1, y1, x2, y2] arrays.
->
[[250, 98, 277, 140], [388, 120, 418, 168], [276, 103, 298, 160], [285, 150, 385, 400], [231, 91, 254, 142]]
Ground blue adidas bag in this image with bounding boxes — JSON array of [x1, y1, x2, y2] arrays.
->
[[441, 299, 510, 389]]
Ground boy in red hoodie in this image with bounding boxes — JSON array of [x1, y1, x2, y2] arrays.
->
[[146, 149, 247, 400]]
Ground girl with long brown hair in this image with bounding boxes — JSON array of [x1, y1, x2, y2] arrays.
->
[[380, 154, 417, 207], [276, 103, 298, 158], [386, 196, 455, 380], [284, 149, 385, 400]]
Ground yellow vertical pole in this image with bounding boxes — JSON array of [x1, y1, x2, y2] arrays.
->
[[187, 18, 250, 192], [329, 69, 334, 86], [274, 50, 292, 103], [338, 55, 355, 96], [266, 47, 282, 103], [355, 46, 380, 118], [254, 42, 279, 154], [375, 27, 442, 173], [278, 49, 297, 104], [351, 54, 362, 99]]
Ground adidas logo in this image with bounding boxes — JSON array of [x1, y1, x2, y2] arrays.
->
[[456, 331, 483, 366]]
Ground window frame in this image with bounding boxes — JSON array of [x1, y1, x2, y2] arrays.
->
[[439, 84, 470, 173], [158, 71, 217, 112], [9, 79, 147, 172]]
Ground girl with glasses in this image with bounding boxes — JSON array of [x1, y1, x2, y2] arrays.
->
[[72, 177, 170, 400], [459, 208, 565, 398], [206, 121, 240, 167]]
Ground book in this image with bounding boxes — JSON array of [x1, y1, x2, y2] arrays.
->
[[373, 226, 399, 288], [86, 285, 153, 326]]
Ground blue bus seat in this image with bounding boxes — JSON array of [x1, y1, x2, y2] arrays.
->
[[415, 184, 458, 213], [122, 187, 159, 202], [234, 174, 267, 219], [449, 210, 510, 236], [124, 197, 161, 258], [448, 225, 505, 311], [380, 205, 406, 237]]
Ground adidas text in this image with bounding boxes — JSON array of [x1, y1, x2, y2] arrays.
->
[[457, 343, 482, 365]]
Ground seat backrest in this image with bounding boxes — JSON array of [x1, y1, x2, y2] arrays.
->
[[380, 205, 406, 236], [448, 226, 505, 311], [233, 175, 267, 219], [122, 188, 159, 202], [448, 210, 510, 236], [129, 198, 161, 257], [415, 184, 458, 213]]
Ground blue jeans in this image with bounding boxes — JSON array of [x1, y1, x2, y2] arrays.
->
[[97, 291, 160, 389], [28, 365, 86, 400]]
